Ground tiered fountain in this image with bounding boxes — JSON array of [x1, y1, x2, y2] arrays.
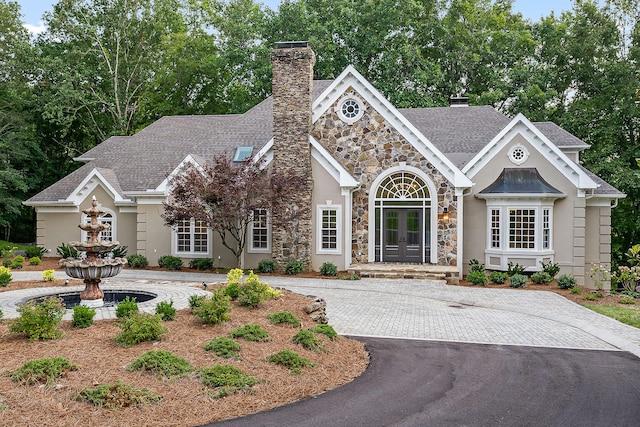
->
[[59, 197, 127, 307]]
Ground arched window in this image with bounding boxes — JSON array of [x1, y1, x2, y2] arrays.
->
[[371, 169, 436, 263], [81, 211, 115, 242]]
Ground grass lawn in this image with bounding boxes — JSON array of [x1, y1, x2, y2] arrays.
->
[[584, 305, 640, 328]]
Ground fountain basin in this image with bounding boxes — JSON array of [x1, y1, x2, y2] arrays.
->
[[67, 240, 121, 253], [30, 290, 158, 309], [59, 258, 127, 280]]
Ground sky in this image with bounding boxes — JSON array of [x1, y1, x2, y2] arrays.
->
[[17, 0, 575, 35]]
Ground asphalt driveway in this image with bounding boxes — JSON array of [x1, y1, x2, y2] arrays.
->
[[208, 337, 640, 427]]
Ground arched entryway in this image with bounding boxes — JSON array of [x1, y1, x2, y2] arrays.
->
[[369, 167, 436, 263]]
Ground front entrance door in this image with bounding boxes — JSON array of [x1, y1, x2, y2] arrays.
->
[[383, 209, 423, 262]]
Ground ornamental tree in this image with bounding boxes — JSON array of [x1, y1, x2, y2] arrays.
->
[[162, 152, 307, 268]]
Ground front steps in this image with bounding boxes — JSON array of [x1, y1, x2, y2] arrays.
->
[[347, 263, 460, 284]]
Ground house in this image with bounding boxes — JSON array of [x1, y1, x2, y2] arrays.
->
[[25, 42, 625, 288]]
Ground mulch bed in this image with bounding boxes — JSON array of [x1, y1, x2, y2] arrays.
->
[[0, 258, 369, 426]]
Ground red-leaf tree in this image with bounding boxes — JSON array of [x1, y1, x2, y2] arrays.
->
[[162, 152, 307, 268]]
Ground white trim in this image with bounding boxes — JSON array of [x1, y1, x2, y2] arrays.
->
[[156, 155, 205, 194], [171, 218, 212, 257], [344, 190, 353, 268], [463, 114, 598, 192], [482, 199, 557, 271], [367, 165, 437, 263], [312, 65, 472, 189], [507, 144, 530, 165], [336, 95, 365, 124], [317, 204, 342, 255], [66, 168, 131, 204], [247, 208, 271, 253]]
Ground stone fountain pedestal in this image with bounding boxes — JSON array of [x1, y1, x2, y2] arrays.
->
[[59, 197, 127, 307]]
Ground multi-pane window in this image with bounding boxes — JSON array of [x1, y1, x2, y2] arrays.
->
[[490, 209, 500, 248], [82, 212, 114, 242], [250, 209, 269, 251], [317, 206, 341, 254], [542, 208, 551, 250], [176, 219, 208, 254], [321, 208, 338, 250], [509, 209, 536, 249]]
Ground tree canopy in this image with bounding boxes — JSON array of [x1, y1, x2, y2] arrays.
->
[[2, 0, 638, 262]]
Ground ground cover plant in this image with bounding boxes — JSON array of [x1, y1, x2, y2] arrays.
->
[[229, 324, 270, 342], [268, 311, 301, 327], [10, 357, 77, 386], [0, 274, 368, 426], [267, 349, 315, 375], [75, 380, 162, 409], [127, 350, 194, 379], [205, 337, 242, 359], [114, 312, 168, 347], [293, 329, 324, 351], [198, 364, 258, 398]]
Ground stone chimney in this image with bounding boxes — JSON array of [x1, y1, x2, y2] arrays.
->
[[270, 41, 315, 270]]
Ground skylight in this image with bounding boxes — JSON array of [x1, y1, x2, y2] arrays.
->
[[233, 146, 253, 162]]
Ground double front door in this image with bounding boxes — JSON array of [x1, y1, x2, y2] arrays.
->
[[382, 208, 425, 263]]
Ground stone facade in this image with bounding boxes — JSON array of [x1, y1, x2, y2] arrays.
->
[[311, 88, 458, 266], [270, 44, 315, 269]]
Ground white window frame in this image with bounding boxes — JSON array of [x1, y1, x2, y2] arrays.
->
[[81, 209, 116, 242], [336, 95, 365, 125], [317, 204, 342, 254], [483, 199, 555, 271], [248, 208, 271, 253], [172, 218, 211, 257]]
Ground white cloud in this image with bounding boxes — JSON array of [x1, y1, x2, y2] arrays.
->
[[24, 22, 46, 36]]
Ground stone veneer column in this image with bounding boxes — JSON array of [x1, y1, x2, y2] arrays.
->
[[270, 42, 315, 270]]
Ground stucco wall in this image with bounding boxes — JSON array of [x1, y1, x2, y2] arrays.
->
[[463, 132, 589, 283]]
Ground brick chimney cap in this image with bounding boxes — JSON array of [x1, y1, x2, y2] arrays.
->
[[275, 41, 310, 49]]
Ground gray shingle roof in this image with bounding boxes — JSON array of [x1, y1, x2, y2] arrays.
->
[[533, 122, 590, 149], [26, 79, 619, 204]]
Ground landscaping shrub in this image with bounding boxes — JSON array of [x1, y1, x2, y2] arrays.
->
[[584, 294, 598, 301], [293, 329, 324, 351], [189, 258, 213, 270], [619, 296, 636, 305], [257, 259, 275, 273], [76, 380, 162, 408], [266, 350, 315, 374], [223, 282, 241, 300], [237, 272, 279, 308], [468, 259, 485, 273], [188, 294, 206, 309], [570, 286, 582, 294], [227, 268, 243, 285], [192, 289, 231, 324], [127, 350, 193, 379], [155, 300, 176, 321], [11, 255, 24, 269], [10, 357, 77, 386], [229, 324, 270, 342], [72, 305, 96, 328], [0, 266, 12, 287], [56, 243, 78, 259], [24, 245, 47, 258], [115, 296, 139, 318], [29, 256, 41, 266], [320, 262, 338, 276], [285, 259, 304, 275], [339, 273, 360, 280], [507, 261, 526, 276], [531, 271, 552, 285], [9, 297, 66, 340], [3, 258, 12, 268], [509, 274, 527, 288], [198, 365, 257, 398], [268, 311, 301, 327], [310, 324, 338, 340], [467, 270, 488, 286], [557, 274, 577, 289], [126, 254, 149, 268], [158, 255, 183, 270], [114, 312, 168, 347], [540, 260, 560, 278], [489, 271, 509, 284], [205, 337, 242, 359], [42, 269, 56, 281]]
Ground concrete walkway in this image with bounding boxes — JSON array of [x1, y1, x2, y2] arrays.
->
[[5, 269, 640, 358]]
